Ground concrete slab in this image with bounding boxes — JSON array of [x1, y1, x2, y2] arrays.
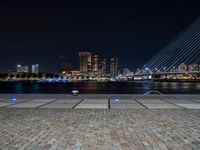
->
[[175, 104, 200, 109], [82, 99, 108, 104], [0, 103, 12, 107], [135, 96, 163, 100], [111, 104, 145, 109], [26, 99, 56, 103], [8, 103, 46, 108], [190, 100, 200, 103], [55, 99, 81, 103], [164, 99, 197, 104], [110, 99, 138, 104], [0, 98, 30, 103], [75, 104, 108, 108], [41, 103, 75, 108], [137, 99, 168, 104], [143, 104, 182, 109]]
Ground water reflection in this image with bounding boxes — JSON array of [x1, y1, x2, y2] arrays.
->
[[13, 82, 24, 93], [0, 81, 199, 94]]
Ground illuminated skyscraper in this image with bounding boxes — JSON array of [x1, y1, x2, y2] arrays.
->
[[99, 58, 106, 75], [32, 64, 39, 74], [87, 54, 92, 72], [79, 52, 91, 73], [17, 65, 22, 73], [110, 57, 118, 76], [17, 65, 29, 73], [92, 54, 99, 73], [178, 63, 187, 72], [188, 63, 199, 72]]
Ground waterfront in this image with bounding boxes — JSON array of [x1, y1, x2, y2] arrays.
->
[[0, 81, 200, 94]]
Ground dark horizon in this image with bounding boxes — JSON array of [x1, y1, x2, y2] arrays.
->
[[0, 0, 199, 73]]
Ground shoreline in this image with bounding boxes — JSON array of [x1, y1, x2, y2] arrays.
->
[[1, 79, 200, 82]]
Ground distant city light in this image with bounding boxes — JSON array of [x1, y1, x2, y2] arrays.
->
[[45, 79, 69, 83]]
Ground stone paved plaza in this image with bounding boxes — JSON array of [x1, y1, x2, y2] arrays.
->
[[0, 94, 200, 149]]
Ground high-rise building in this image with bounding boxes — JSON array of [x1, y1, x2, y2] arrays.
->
[[61, 63, 71, 73], [110, 57, 118, 76], [99, 58, 106, 75], [87, 54, 92, 72], [32, 64, 39, 74], [92, 54, 99, 73], [17, 65, 29, 73], [17, 65, 21, 73], [188, 63, 199, 72], [79, 52, 91, 73], [178, 63, 187, 72]]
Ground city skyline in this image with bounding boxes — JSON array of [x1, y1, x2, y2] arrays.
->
[[9, 52, 118, 74], [0, 0, 199, 73]]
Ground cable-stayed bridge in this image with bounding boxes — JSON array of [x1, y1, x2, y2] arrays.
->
[[135, 16, 200, 79]]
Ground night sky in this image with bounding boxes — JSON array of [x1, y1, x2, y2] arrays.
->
[[0, 0, 199, 73]]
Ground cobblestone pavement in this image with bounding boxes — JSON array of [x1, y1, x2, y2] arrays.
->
[[0, 108, 200, 150]]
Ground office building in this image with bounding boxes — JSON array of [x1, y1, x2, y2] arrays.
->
[[32, 64, 39, 74], [79, 52, 91, 73], [92, 54, 99, 73], [110, 57, 118, 76], [178, 63, 187, 72], [99, 58, 106, 75], [17, 65, 29, 73]]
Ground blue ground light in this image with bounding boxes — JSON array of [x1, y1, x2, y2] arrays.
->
[[114, 97, 120, 102], [11, 96, 17, 103]]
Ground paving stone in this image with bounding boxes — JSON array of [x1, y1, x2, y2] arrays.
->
[[7, 103, 46, 108], [0, 108, 200, 149], [143, 103, 182, 109], [175, 104, 200, 109]]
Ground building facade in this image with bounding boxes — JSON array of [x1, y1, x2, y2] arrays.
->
[[92, 54, 99, 73], [110, 57, 118, 76], [79, 52, 91, 73], [17, 65, 29, 73], [99, 58, 106, 75], [32, 64, 39, 74]]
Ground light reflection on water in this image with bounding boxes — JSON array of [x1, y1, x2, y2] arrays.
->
[[0, 81, 199, 94]]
